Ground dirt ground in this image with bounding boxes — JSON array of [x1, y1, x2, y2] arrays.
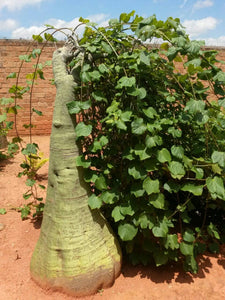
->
[[1, 135, 225, 300]]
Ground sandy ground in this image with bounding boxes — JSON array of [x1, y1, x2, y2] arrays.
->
[[1, 135, 225, 300]]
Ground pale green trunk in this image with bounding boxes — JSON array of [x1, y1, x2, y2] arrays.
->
[[30, 46, 121, 296]]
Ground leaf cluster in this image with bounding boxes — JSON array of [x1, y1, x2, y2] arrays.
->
[[69, 12, 225, 272], [18, 143, 47, 219]]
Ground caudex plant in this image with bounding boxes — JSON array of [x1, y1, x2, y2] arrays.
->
[[11, 10, 225, 296], [29, 25, 122, 296]]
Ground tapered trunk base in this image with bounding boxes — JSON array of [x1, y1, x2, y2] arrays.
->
[[30, 45, 122, 296]]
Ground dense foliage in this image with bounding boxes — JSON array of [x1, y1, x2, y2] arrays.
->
[[67, 12, 225, 273]]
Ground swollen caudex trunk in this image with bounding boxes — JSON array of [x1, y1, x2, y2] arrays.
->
[[30, 45, 121, 296]]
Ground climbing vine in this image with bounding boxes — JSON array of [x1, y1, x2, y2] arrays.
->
[[66, 11, 225, 273]]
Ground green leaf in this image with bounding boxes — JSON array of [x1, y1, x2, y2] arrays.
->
[[143, 107, 157, 119], [180, 242, 194, 256], [166, 47, 179, 61], [134, 144, 152, 160], [81, 71, 91, 83], [118, 223, 138, 241], [134, 213, 155, 229], [185, 99, 205, 114], [152, 220, 168, 237], [121, 110, 132, 122], [185, 58, 202, 68], [164, 234, 179, 250], [98, 63, 109, 74], [143, 177, 160, 195], [37, 69, 45, 79], [218, 98, 225, 108], [145, 135, 162, 148], [84, 169, 98, 183], [79, 16, 90, 23], [26, 179, 36, 187], [38, 184, 46, 190], [101, 41, 113, 54], [89, 70, 101, 81], [23, 193, 32, 200], [206, 176, 225, 200], [75, 122, 92, 138], [7, 72, 16, 79], [213, 71, 225, 83], [184, 255, 198, 273], [171, 146, 184, 160], [120, 204, 135, 216], [211, 151, 225, 168], [183, 229, 195, 243], [207, 222, 220, 239], [0, 208, 6, 215], [101, 190, 119, 204], [140, 52, 150, 66], [131, 118, 146, 135], [36, 197, 43, 202], [131, 182, 145, 197], [181, 184, 204, 196], [119, 11, 135, 23], [32, 34, 44, 42], [20, 205, 31, 220], [88, 194, 102, 209], [168, 161, 185, 179], [67, 100, 91, 114], [19, 54, 31, 62], [168, 127, 182, 138], [128, 163, 146, 179], [149, 193, 165, 209], [137, 87, 147, 100], [157, 148, 171, 163], [92, 91, 107, 102], [116, 76, 136, 89], [0, 113, 7, 122], [32, 108, 43, 116], [116, 120, 127, 130], [0, 97, 14, 105], [211, 163, 222, 175], [22, 143, 38, 155], [95, 175, 107, 190], [76, 155, 91, 168], [112, 206, 125, 222], [185, 40, 202, 54], [91, 136, 109, 152]]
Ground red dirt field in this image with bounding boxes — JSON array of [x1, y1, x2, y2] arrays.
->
[[1, 135, 225, 300]]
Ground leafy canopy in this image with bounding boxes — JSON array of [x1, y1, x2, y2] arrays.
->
[[67, 11, 225, 273]]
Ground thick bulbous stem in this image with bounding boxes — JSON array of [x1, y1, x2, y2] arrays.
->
[[30, 45, 121, 297]]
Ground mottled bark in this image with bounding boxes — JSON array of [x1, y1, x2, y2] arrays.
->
[[30, 45, 121, 296]]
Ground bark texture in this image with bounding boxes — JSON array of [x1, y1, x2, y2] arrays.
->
[[30, 46, 121, 296]]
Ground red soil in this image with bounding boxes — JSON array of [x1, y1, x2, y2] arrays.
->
[[0, 135, 225, 300]]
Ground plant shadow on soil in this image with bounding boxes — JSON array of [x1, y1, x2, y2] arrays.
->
[[122, 252, 225, 285], [0, 157, 14, 171], [30, 216, 43, 229]]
